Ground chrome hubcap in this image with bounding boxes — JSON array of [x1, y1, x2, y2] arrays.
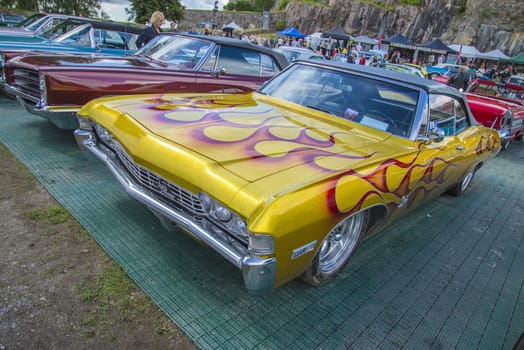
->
[[318, 211, 365, 274], [461, 170, 474, 192]]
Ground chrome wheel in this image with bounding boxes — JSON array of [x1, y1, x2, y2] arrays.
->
[[318, 211, 366, 274], [449, 167, 476, 196], [460, 170, 475, 193], [301, 210, 369, 286]]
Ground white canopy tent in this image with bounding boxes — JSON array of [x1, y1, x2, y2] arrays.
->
[[222, 21, 242, 31], [448, 44, 481, 58], [353, 35, 378, 46], [477, 49, 510, 60]]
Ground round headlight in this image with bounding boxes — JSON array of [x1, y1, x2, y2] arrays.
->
[[233, 215, 249, 238], [215, 206, 232, 222], [93, 123, 112, 144]]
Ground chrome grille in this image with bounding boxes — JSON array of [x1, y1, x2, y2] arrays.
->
[[12, 69, 40, 100], [110, 140, 206, 217]]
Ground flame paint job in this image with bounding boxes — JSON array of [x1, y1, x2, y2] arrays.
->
[[79, 91, 501, 287]]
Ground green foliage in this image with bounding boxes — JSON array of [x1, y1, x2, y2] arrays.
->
[[278, 0, 289, 11], [224, 0, 256, 11], [0, 0, 38, 12], [399, 0, 421, 5], [255, 0, 275, 11], [457, 0, 467, 15], [275, 19, 286, 31], [24, 206, 70, 224], [129, 0, 185, 24], [0, 0, 99, 16], [298, 0, 323, 4], [224, 0, 276, 12]]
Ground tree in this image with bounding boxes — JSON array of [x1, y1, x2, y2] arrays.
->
[[224, 0, 255, 11], [39, 0, 100, 17], [0, 0, 39, 12], [129, 0, 185, 25], [224, 0, 276, 12]]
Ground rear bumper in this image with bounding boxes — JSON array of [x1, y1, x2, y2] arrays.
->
[[74, 128, 277, 296]]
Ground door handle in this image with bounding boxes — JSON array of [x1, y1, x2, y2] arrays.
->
[[456, 145, 465, 150]]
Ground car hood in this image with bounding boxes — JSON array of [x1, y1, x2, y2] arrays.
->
[[87, 93, 414, 185], [11, 53, 166, 69]]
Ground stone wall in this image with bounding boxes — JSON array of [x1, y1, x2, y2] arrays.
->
[[179, 0, 523, 56], [179, 9, 285, 33]]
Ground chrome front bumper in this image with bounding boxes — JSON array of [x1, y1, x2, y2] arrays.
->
[[74, 129, 277, 296], [17, 97, 79, 130], [4, 84, 79, 129]]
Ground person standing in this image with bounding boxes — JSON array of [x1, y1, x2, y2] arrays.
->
[[447, 65, 470, 91], [136, 11, 165, 48], [358, 54, 366, 65]]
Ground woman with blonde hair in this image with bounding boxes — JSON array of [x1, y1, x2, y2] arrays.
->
[[136, 11, 165, 48]]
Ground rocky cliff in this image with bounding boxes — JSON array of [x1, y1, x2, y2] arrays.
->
[[285, 0, 523, 56]]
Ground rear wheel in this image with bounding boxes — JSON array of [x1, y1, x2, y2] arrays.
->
[[449, 167, 476, 196], [301, 211, 368, 286]]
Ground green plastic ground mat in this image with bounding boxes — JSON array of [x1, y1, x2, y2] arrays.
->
[[1, 95, 523, 349]]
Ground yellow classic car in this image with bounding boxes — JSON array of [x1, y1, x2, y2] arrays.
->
[[75, 61, 501, 295]]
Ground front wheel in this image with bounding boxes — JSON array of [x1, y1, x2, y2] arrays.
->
[[301, 211, 368, 286]]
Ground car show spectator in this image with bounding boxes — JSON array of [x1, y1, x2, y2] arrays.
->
[[447, 65, 470, 90], [136, 11, 164, 48]]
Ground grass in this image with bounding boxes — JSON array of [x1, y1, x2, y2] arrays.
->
[[23, 206, 70, 224], [76, 262, 176, 337]]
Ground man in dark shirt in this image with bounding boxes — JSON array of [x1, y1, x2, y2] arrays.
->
[[447, 65, 470, 91]]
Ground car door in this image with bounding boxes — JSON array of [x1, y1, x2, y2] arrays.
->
[[196, 45, 280, 93], [417, 93, 474, 194]]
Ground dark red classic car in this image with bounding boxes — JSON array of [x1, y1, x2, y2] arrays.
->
[[464, 92, 524, 149], [3, 33, 288, 129]]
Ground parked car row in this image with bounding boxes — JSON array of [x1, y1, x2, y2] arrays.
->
[[3, 33, 289, 129], [424, 66, 524, 148], [0, 13, 26, 27], [0, 21, 515, 295]]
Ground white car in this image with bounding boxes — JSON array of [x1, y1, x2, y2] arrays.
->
[[273, 46, 325, 62]]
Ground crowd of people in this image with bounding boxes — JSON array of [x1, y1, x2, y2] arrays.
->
[[137, 11, 521, 87]]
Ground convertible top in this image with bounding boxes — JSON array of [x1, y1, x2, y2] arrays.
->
[[60, 17, 145, 34], [156, 32, 290, 69], [298, 59, 463, 98]]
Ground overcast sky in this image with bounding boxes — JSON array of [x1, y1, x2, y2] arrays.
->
[[100, 0, 227, 22]]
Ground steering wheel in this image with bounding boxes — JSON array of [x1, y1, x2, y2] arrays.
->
[[364, 109, 399, 128]]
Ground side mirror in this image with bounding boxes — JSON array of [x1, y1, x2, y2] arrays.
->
[[211, 66, 226, 78], [428, 127, 446, 142]]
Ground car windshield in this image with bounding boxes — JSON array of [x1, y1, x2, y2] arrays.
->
[[275, 48, 323, 62], [259, 63, 420, 137], [136, 35, 213, 68], [17, 13, 45, 28], [38, 19, 88, 40]]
